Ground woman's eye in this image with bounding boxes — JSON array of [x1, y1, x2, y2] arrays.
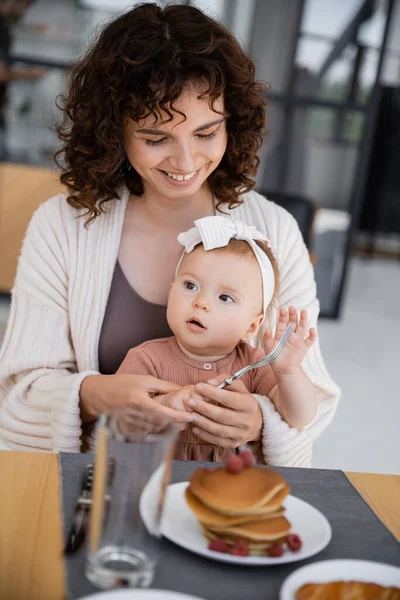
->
[[196, 131, 218, 141], [145, 138, 167, 146], [184, 281, 197, 291], [145, 131, 217, 146], [219, 294, 234, 303]]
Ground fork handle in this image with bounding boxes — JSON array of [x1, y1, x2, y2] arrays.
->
[[217, 325, 293, 390], [218, 373, 243, 389], [218, 378, 233, 390]]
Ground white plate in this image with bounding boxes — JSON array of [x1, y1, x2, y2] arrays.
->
[[158, 482, 331, 566], [280, 559, 400, 599], [79, 590, 206, 600]]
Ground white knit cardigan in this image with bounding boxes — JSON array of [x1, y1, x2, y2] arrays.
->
[[0, 188, 340, 464]]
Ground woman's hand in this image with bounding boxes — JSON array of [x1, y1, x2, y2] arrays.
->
[[264, 307, 316, 375], [186, 376, 263, 448], [80, 373, 194, 432]]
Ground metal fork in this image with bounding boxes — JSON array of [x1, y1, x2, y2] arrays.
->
[[64, 463, 94, 555], [218, 325, 293, 389]]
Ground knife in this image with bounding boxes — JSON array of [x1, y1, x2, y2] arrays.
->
[[64, 463, 94, 555]]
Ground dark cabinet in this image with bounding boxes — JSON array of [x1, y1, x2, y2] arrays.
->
[[360, 86, 400, 237]]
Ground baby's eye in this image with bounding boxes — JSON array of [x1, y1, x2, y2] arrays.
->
[[184, 281, 197, 291], [219, 294, 234, 303]]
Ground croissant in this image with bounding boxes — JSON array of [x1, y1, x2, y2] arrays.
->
[[296, 581, 400, 600]]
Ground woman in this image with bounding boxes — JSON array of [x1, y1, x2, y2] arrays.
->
[[0, 3, 339, 463]]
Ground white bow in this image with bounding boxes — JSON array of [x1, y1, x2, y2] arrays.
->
[[177, 216, 267, 252], [176, 216, 275, 319]]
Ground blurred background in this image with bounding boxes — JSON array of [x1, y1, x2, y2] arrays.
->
[[0, 0, 399, 472]]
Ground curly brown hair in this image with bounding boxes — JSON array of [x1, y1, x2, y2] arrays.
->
[[55, 2, 267, 224]]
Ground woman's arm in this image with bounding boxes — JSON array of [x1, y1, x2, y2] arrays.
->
[[0, 201, 98, 451], [80, 373, 189, 437], [254, 202, 341, 466], [0, 201, 190, 451], [0, 295, 96, 451]]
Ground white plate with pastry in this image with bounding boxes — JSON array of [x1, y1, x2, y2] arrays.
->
[[155, 480, 332, 566], [280, 559, 400, 599], [79, 591, 206, 600]]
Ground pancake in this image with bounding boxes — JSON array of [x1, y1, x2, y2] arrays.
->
[[201, 526, 274, 555], [185, 487, 286, 528], [202, 526, 290, 556], [186, 462, 293, 556], [206, 515, 291, 542], [189, 467, 289, 515]]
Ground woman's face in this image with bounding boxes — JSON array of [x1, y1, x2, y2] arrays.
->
[[123, 87, 228, 199]]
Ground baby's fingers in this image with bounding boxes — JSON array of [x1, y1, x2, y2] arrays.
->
[[304, 327, 317, 348], [296, 309, 309, 337], [288, 306, 299, 331], [275, 308, 288, 337], [263, 327, 275, 353]]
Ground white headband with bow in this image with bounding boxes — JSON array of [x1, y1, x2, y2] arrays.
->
[[176, 216, 275, 318]]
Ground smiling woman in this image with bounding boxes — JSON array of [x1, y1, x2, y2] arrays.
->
[[123, 90, 228, 197], [0, 2, 340, 462], [55, 3, 265, 223]]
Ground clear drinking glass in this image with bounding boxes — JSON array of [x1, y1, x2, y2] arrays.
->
[[85, 411, 177, 589]]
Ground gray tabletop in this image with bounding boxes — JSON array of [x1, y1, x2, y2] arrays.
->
[[59, 453, 400, 600]]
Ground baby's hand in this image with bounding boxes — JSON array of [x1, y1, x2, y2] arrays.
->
[[263, 307, 316, 375], [157, 385, 196, 413]]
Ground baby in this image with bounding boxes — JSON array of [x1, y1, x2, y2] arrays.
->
[[117, 216, 317, 461]]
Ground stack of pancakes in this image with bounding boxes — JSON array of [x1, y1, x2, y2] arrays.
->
[[185, 466, 291, 555]]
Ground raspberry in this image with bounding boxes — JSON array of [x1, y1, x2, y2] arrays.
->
[[208, 538, 228, 553], [240, 449, 255, 467], [225, 455, 244, 474], [230, 540, 249, 557], [287, 533, 302, 552], [267, 543, 285, 557]]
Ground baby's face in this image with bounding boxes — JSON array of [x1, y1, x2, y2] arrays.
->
[[167, 246, 264, 359]]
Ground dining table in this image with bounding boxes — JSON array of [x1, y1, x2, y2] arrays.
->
[[1, 450, 399, 600]]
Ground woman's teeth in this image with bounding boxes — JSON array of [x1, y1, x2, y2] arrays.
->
[[165, 170, 197, 181]]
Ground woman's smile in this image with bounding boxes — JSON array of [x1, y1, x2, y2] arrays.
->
[[158, 167, 202, 187]]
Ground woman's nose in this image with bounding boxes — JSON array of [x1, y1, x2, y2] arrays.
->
[[170, 142, 196, 172]]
